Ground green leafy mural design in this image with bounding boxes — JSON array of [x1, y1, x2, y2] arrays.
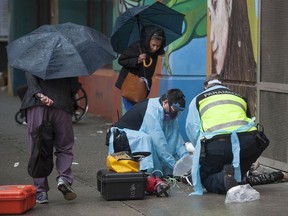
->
[[164, 0, 207, 74]]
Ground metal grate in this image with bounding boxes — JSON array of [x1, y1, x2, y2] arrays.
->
[[259, 91, 288, 163], [261, 0, 288, 84]]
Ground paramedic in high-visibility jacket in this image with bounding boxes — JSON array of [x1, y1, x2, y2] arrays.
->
[[185, 74, 268, 195]]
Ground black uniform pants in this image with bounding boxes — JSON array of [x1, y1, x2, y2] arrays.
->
[[200, 131, 267, 194]]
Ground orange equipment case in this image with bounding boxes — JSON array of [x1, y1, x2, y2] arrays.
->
[[0, 185, 36, 215]]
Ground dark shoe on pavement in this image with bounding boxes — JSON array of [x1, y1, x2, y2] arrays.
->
[[246, 171, 285, 186], [57, 178, 77, 201], [180, 171, 193, 186], [223, 164, 238, 192], [36, 192, 48, 204]]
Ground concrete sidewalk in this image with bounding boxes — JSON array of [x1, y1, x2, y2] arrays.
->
[[0, 88, 287, 216]]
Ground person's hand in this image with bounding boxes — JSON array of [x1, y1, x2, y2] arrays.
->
[[36, 93, 54, 106], [138, 53, 147, 63], [41, 95, 54, 106]]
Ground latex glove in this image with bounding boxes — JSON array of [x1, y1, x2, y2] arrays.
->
[[185, 142, 195, 154]]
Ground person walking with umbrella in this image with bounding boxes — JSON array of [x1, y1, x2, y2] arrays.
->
[[6, 22, 116, 204], [115, 25, 166, 111], [21, 72, 79, 204]]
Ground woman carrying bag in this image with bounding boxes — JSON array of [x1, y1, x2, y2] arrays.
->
[[115, 25, 166, 112]]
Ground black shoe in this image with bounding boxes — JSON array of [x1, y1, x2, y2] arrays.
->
[[246, 171, 284, 186], [57, 178, 77, 201], [223, 164, 238, 192], [181, 172, 193, 186]]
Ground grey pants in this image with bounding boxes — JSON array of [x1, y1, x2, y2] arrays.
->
[[27, 106, 74, 192]]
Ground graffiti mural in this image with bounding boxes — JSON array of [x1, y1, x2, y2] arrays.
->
[[116, 0, 144, 15], [207, 0, 258, 115], [208, 0, 256, 82], [163, 0, 207, 75]]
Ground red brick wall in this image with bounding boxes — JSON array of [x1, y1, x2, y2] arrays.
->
[[79, 58, 162, 122], [79, 69, 121, 123]]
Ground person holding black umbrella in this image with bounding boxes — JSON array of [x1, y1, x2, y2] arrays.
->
[[21, 72, 79, 204], [115, 25, 166, 111], [6, 22, 117, 204], [111, 2, 184, 112]]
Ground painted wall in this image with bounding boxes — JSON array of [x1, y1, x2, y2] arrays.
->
[[160, 0, 207, 141], [207, 0, 258, 116]]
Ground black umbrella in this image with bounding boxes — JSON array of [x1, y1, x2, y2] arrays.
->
[[111, 2, 185, 54], [6, 22, 116, 80]]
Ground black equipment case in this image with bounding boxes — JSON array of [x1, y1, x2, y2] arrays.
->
[[97, 169, 147, 201]]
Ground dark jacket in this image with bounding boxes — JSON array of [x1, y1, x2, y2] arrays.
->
[[115, 25, 165, 93], [21, 72, 79, 115], [114, 99, 149, 130]]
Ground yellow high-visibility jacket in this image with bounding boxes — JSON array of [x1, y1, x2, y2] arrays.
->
[[196, 87, 257, 134]]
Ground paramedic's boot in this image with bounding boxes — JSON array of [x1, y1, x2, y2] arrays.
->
[[249, 161, 260, 172], [57, 178, 77, 201], [223, 164, 238, 192], [245, 171, 284, 186], [181, 171, 193, 186]]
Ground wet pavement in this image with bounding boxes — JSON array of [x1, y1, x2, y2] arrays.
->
[[0, 88, 287, 216]]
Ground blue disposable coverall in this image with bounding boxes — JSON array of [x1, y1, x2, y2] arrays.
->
[[109, 98, 188, 175]]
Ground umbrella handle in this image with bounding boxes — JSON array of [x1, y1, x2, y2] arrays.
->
[[138, 43, 153, 68], [143, 58, 153, 68]]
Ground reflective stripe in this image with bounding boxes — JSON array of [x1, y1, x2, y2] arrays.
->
[[206, 120, 249, 132], [200, 100, 245, 116]]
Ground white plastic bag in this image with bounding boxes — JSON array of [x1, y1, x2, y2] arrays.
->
[[173, 154, 193, 176], [225, 184, 260, 204]]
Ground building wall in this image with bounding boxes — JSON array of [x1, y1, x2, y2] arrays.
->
[[257, 0, 288, 171], [8, 0, 39, 95], [206, 0, 288, 171], [7, 0, 51, 95], [207, 0, 258, 115], [0, 0, 9, 82]]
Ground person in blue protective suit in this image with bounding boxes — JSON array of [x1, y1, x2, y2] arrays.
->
[[185, 74, 269, 195], [108, 88, 188, 176]]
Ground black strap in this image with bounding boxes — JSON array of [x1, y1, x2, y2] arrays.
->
[[42, 106, 49, 122]]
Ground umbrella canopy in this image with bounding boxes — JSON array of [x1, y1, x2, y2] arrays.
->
[[6, 22, 116, 80], [111, 2, 185, 54]]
